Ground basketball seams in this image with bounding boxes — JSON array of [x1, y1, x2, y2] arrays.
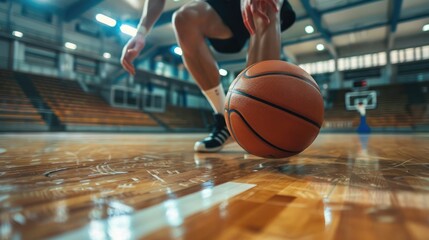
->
[[226, 65, 249, 144], [231, 89, 322, 129], [227, 109, 300, 154], [243, 71, 321, 94]]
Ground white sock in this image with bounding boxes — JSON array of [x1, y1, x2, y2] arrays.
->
[[202, 84, 226, 115]]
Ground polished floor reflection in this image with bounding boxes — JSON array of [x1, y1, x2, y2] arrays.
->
[[0, 133, 428, 239]]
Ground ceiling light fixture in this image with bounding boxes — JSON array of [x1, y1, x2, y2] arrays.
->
[[305, 25, 314, 34], [95, 14, 117, 27]]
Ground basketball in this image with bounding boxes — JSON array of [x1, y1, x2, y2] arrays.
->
[[224, 60, 324, 158]]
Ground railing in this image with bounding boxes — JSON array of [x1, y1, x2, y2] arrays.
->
[[323, 121, 354, 128]]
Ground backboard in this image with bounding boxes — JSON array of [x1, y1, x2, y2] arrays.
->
[[345, 90, 377, 110]]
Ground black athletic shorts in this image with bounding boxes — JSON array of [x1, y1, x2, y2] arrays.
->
[[206, 0, 296, 53]]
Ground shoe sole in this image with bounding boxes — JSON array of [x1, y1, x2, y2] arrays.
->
[[194, 138, 234, 153]]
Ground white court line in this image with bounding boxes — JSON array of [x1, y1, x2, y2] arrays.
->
[[51, 182, 255, 240]]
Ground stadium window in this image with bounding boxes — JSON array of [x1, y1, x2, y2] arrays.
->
[[338, 58, 345, 71], [405, 48, 414, 62], [423, 45, 429, 59], [323, 60, 329, 73], [302, 64, 310, 74], [312, 63, 318, 74], [316, 61, 323, 73], [328, 59, 335, 72], [299, 64, 311, 74], [350, 56, 358, 69], [347, 57, 352, 70], [378, 52, 386, 66], [364, 54, 372, 68], [304, 64, 311, 74], [310, 63, 316, 74], [372, 54, 378, 66], [415, 47, 421, 60], [390, 50, 398, 64], [311, 63, 317, 74], [357, 55, 365, 68], [398, 49, 405, 62]]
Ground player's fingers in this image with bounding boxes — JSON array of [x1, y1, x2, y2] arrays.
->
[[242, 6, 252, 35], [127, 49, 139, 60], [246, 5, 256, 34], [242, 5, 250, 34], [122, 52, 137, 75], [121, 59, 134, 75]]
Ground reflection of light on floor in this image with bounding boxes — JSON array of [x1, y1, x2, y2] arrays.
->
[[54, 200, 69, 223], [89, 220, 106, 240], [201, 188, 213, 199], [53, 182, 255, 240], [108, 215, 131, 240], [164, 200, 183, 227], [323, 199, 332, 227], [0, 148, 6, 154]]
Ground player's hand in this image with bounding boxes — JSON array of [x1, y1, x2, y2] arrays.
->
[[121, 33, 146, 75], [241, 0, 279, 35]]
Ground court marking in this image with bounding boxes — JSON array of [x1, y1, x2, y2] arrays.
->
[[227, 109, 300, 154], [51, 182, 256, 240]]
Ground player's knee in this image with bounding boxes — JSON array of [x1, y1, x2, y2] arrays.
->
[[172, 5, 199, 32]]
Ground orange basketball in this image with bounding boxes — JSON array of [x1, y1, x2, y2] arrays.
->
[[224, 60, 324, 158]]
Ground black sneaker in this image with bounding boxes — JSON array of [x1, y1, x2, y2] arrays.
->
[[194, 114, 232, 152]]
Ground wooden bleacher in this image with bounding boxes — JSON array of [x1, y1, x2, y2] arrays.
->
[[3, 69, 426, 132], [323, 82, 429, 130], [0, 71, 46, 129], [152, 105, 210, 130], [30, 75, 159, 128]]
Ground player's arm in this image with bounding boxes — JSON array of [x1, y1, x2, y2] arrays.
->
[[121, 0, 166, 75], [241, 0, 279, 35]]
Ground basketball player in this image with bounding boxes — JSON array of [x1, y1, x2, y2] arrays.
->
[[121, 0, 296, 152]]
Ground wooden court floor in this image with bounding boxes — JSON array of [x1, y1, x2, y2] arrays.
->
[[0, 133, 428, 240]]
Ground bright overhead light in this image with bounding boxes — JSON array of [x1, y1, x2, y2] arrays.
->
[[120, 24, 137, 36], [96, 14, 117, 27], [423, 24, 429, 32], [173, 47, 183, 56], [12, 31, 23, 38], [219, 69, 228, 76], [305, 25, 314, 34], [316, 44, 325, 51], [103, 52, 111, 59], [65, 42, 77, 50]]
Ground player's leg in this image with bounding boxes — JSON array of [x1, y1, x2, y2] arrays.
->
[[247, 0, 284, 66], [173, 1, 232, 92], [172, 1, 232, 152]]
